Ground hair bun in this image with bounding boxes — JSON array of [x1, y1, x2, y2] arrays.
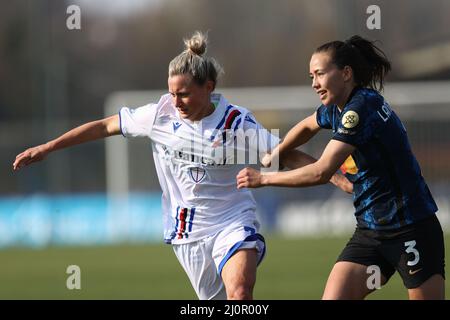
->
[[184, 31, 207, 56]]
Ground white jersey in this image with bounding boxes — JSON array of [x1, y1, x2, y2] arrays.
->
[[119, 93, 278, 244]]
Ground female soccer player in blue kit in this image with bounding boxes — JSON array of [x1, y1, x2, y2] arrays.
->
[[237, 35, 445, 300]]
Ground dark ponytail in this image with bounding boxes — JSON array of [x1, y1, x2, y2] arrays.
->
[[315, 35, 391, 91]]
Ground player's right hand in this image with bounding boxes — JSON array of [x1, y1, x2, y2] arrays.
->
[[13, 144, 50, 171], [237, 167, 265, 189]]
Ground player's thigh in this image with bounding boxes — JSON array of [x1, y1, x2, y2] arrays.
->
[[387, 215, 446, 299], [172, 239, 226, 300], [322, 261, 388, 300], [221, 248, 258, 293], [324, 228, 392, 300], [212, 220, 266, 299], [408, 274, 445, 300], [212, 220, 266, 276]]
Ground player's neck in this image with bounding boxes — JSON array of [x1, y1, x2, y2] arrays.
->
[[191, 102, 215, 122], [337, 85, 358, 111]]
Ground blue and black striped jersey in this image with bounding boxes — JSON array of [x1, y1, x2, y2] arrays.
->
[[316, 87, 437, 230]]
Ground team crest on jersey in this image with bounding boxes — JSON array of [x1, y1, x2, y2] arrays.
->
[[188, 166, 207, 183], [342, 111, 359, 129]]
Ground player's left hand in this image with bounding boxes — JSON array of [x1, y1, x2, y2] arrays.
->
[[13, 144, 50, 171], [236, 167, 263, 189], [329, 173, 353, 194]]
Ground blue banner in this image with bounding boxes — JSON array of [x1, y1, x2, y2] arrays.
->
[[0, 193, 163, 248]]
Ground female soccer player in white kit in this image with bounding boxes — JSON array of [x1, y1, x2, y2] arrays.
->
[[14, 31, 350, 300]]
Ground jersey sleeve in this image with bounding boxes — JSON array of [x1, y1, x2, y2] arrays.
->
[[316, 104, 332, 129], [332, 95, 375, 146], [119, 103, 158, 138]]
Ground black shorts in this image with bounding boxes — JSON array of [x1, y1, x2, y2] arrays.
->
[[337, 214, 445, 289]]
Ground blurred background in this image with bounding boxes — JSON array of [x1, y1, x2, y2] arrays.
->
[[1, 0, 450, 299]]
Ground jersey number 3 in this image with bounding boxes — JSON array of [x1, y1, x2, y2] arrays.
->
[[404, 240, 420, 267]]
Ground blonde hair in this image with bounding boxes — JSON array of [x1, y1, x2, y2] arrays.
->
[[169, 31, 224, 89]]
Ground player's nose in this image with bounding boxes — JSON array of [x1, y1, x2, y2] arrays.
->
[[311, 77, 319, 89], [173, 95, 182, 107]]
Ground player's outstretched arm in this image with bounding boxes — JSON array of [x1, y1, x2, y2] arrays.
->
[[13, 114, 120, 171], [237, 139, 355, 189], [260, 113, 321, 169], [274, 149, 353, 194], [278, 112, 321, 154]]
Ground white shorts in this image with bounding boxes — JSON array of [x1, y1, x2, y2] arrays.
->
[[172, 219, 266, 300]]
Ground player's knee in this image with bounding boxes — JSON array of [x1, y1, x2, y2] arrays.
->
[[227, 284, 253, 300]]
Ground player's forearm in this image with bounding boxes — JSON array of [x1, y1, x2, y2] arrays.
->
[[280, 149, 351, 190], [46, 118, 116, 153], [265, 127, 317, 169], [261, 163, 331, 188], [281, 149, 317, 170], [282, 119, 317, 150], [281, 149, 353, 193], [13, 115, 120, 171]]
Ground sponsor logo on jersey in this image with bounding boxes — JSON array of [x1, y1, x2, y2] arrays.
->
[[188, 166, 207, 183], [161, 145, 229, 166], [342, 110, 359, 129], [337, 127, 357, 135]]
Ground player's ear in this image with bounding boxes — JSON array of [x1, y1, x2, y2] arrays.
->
[[205, 80, 215, 94], [342, 65, 353, 83]]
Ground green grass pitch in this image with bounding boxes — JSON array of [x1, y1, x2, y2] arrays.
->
[[0, 235, 448, 299]]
